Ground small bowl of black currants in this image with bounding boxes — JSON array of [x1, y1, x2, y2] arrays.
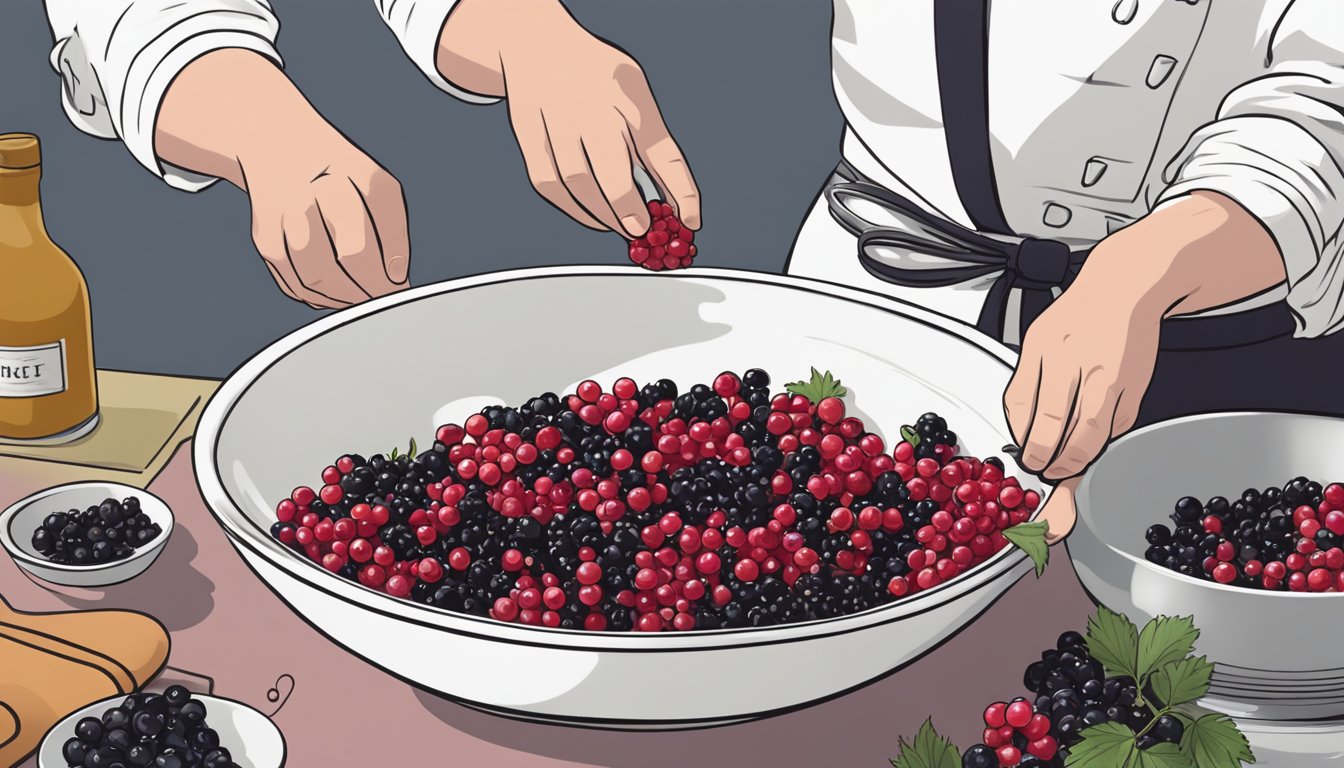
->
[[0, 481, 173, 587], [37, 686, 286, 768]]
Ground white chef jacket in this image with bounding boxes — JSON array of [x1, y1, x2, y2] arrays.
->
[[45, 0, 1344, 336], [799, 0, 1344, 339], [42, 0, 493, 190]]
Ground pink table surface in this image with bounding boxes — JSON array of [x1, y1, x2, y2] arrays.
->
[[5, 442, 1097, 767]]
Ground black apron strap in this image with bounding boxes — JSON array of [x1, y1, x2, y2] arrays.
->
[[934, 0, 1012, 236]]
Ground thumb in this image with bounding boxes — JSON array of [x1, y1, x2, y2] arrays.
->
[[1039, 476, 1081, 546]]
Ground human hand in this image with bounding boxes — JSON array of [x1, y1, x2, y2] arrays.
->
[[1002, 190, 1287, 481], [1002, 245, 1162, 481], [1038, 477, 1081, 544], [437, 0, 700, 238], [156, 49, 410, 309]]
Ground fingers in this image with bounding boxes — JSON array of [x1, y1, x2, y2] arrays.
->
[[586, 136, 651, 237], [508, 105, 607, 231], [1003, 354, 1042, 447], [286, 203, 368, 306], [360, 172, 411, 286], [253, 215, 338, 309], [317, 181, 401, 299], [633, 120, 700, 230], [1019, 364, 1081, 474], [1038, 477, 1081, 545], [263, 261, 321, 309], [1042, 375, 1121, 481], [548, 130, 631, 236]]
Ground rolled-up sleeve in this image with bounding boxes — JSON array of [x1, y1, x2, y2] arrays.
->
[[1156, 0, 1344, 337], [44, 0, 283, 192], [374, 0, 502, 105]]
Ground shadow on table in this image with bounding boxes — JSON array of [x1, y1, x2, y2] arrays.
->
[[38, 525, 217, 631]]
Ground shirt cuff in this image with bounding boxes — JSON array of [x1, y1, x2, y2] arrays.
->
[[123, 25, 284, 192], [391, 0, 502, 105], [1155, 116, 1341, 336]]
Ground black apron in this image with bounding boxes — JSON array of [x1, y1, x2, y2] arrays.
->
[[820, 0, 1344, 430]]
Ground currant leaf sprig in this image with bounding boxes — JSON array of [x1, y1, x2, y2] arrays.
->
[[784, 367, 848, 402], [1068, 607, 1255, 768], [887, 608, 1255, 768], [388, 437, 417, 461], [1003, 519, 1050, 577], [889, 718, 961, 768]]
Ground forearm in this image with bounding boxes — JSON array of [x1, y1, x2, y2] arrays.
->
[[1069, 191, 1288, 320], [434, 0, 583, 98], [154, 48, 328, 190]]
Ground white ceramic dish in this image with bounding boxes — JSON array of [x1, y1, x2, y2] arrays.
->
[[0, 482, 173, 587], [193, 266, 1048, 728], [37, 693, 285, 768], [1069, 411, 1344, 720]]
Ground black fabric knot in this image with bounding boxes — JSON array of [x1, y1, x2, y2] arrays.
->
[[1008, 237, 1074, 289]]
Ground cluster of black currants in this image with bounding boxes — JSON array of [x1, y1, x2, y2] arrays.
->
[[61, 685, 238, 768], [31, 497, 161, 566]]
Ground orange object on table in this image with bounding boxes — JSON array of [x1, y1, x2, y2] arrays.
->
[[0, 594, 169, 767]]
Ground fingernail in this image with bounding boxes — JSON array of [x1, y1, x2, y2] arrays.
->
[[387, 257, 408, 282], [621, 216, 648, 237]]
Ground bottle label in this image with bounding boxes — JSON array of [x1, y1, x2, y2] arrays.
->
[[0, 341, 67, 398]]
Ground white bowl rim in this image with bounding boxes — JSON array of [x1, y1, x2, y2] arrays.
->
[[1074, 409, 1344, 599], [37, 692, 286, 768], [194, 265, 1043, 651], [0, 481, 174, 574]]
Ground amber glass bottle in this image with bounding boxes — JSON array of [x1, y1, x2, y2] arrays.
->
[[0, 133, 98, 442]]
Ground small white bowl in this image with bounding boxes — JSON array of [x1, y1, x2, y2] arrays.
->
[[0, 481, 174, 587], [37, 693, 286, 768]]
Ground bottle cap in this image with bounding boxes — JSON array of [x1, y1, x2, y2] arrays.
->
[[0, 134, 41, 170]]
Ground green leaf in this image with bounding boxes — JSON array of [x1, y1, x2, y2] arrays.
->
[[784, 367, 848, 403], [1003, 519, 1050, 577], [1085, 606, 1140, 681], [1133, 742, 1195, 768], [390, 447, 399, 460], [900, 425, 920, 447], [1138, 616, 1200, 682], [408, 437, 418, 458], [1149, 656, 1213, 708], [1066, 721, 1134, 768], [1180, 714, 1255, 767], [888, 719, 960, 768]]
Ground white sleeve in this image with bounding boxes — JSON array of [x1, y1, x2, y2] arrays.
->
[[1155, 0, 1344, 338], [44, 0, 283, 192], [373, 0, 502, 104]]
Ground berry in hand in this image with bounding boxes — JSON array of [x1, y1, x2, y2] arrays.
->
[[628, 201, 696, 271]]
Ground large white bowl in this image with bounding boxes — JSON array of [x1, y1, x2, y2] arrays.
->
[[193, 266, 1046, 728], [1069, 411, 1344, 721]]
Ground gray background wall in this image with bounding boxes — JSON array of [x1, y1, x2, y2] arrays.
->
[[2, 0, 842, 379]]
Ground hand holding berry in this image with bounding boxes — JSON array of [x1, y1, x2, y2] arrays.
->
[[435, 0, 700, 240]]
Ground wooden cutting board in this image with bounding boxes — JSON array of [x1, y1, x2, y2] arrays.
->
[[0, 370, 218, 491]]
